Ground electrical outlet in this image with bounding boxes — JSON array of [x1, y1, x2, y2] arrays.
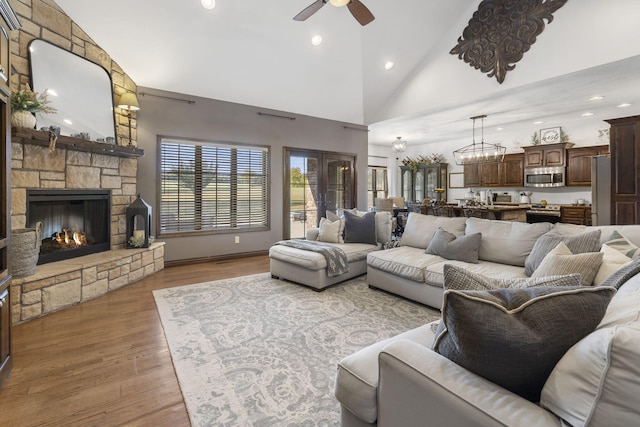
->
[[235, 235, 240, 244]]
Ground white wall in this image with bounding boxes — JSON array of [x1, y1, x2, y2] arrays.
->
[[136, 87, 368, 262]]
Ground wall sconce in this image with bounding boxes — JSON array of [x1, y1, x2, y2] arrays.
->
[[117, 92, 140, 146]]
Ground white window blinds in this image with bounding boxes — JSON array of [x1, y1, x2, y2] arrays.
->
[[159, 138, 269, 235]]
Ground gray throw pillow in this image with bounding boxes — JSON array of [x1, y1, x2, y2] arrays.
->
[[425, 228, 482, 263], [432, 285, 616, 402], [524, 229, 602, 276], [443, 264, 582, 291], [343, 210, 376, 245]]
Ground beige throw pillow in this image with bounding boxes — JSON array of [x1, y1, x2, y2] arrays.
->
[[594, 244, 634, 286], [316, 217, 344, 243], [532, 242, 603, 286]]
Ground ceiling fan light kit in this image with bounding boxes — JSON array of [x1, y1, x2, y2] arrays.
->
[[294, 0, 375, 26]]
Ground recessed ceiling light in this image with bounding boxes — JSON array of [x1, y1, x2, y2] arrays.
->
[[617, 103, 632, 108], [201, 0, 215, 10], [589, 95, 604, 101], [533, 121, 544, 124], [384, 61, 394, 71], [63, 119, 73, 125], [582, 112, 594, 117], [46, 89, 58, 97], [311, 35, 322, 46], [496, 127, 504, 131]]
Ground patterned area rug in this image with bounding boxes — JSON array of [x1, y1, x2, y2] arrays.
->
[[153, 273, 440, 426]]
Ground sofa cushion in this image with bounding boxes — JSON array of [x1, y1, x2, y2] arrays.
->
[[367, 246, 443, 282], [443, 264, 581, 291], [531, 242, 603, 286], [603, 229, 640, 258], [400, 213, 466, 249], [335, 322, 438, 424], [594, 244, 634, 286], [465, 218, 552, 267], [344, 210, 377, 245], [425, 228, 482, 264], [432, 286, 616, 402], [524, 229, 602, 276], [540, 276, 640, 426], [317, 217, 345, 243], [424, 260, 527, 288]]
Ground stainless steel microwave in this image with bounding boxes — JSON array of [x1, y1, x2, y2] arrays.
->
[[524, 166, 565, 187]]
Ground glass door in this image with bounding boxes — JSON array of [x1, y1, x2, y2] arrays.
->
[[284, 149, 356, 239]]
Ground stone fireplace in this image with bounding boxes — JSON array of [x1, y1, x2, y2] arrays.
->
[[9, 130, 164, 324], [27, 189, 111, 264]]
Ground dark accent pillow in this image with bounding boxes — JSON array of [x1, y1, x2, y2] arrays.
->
[[443, 264, 582, 291], [343, 210, 376, 245], [432, 286, 616, 402], [524, 229, 602, 276], [425, 227, 482, 263]]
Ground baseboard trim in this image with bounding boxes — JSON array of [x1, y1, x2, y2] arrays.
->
[[164, 250, 268, 268]]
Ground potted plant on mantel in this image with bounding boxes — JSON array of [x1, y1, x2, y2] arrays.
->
[[10, 84, 56, 129]]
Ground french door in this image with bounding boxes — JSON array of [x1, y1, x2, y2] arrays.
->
[[284, 148, 356, 239]]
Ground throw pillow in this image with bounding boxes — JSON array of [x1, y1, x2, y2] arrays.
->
[[524, 229, 602, 276], [399, 213, 466, 249], [531, 242, 603, 286], [443, 264, 582, 291], [598, 256, 640, 290], [603, 230, 640, 258], [343, 210, 376, 245], [432, 285, 616, 402], [326, 210, 340, 222], [425, 228, 482, 263], [594, 244, 634, 286], [316, 217, 344, 243]]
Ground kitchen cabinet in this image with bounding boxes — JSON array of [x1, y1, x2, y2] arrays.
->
[[566, 145, 609, 186], [523, 143, 573, 167], [606, 115, 640, 225], [560, 206, 592, 226], [463, 153, 524, 187], [0, 0, 18, 389], [401, 163, 447, 203]]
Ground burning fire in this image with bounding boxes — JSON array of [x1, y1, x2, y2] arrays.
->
[[55, 228, 87, 247]]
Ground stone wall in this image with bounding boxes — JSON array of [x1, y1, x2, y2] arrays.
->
[[9, 0, 138, 146]]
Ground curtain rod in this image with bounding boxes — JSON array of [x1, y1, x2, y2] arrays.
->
[[139, 92, 196, 104]]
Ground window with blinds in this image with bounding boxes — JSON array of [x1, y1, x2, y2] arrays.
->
[[159, 137, 270, 236]]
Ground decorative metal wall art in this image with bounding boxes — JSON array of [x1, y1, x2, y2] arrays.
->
[[450, 0, 568, 84]]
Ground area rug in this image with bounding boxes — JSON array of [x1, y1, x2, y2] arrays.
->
[[153, 273, 440, 426]]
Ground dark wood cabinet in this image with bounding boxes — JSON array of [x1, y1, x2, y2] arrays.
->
[[523, 143, 572, 167], [566, 145, 609, 186], [606, 115, 640, 225], [401, 163, 447, 203], [463, 153, 524, 187], [561, 206, 592, 226], [0, 0, 19, 389]]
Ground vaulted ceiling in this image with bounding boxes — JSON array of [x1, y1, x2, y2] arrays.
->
[[55, 0, 640, 147]]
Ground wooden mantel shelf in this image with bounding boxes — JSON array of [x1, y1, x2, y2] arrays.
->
[[11, 128, 144, 158]]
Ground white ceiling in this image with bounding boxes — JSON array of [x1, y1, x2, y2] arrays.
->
[[54, 0, 640, 148]]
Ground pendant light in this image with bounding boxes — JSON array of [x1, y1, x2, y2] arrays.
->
[[392, 136, 407, 153], [453, 115, 505, 165]]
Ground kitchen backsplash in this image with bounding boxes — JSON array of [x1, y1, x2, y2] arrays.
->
[[448, 187, 593, 206]]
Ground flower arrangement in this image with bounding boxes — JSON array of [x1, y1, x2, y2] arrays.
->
[[10, 85, 56, 113]]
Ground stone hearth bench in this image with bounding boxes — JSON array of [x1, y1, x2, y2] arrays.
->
[[10, 242, 165, 324]]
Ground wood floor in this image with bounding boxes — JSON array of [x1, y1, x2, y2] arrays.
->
[[0, 255, 271, 427]]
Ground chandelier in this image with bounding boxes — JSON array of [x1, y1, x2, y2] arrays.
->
[[453, 115, 506, 165], [392, 136, 407, 153]]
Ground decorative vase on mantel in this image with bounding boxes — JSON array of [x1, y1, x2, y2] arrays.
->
[[11, 110, 36, 129]]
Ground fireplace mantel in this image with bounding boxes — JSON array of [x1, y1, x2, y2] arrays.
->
[[11, 128, 144, 158]]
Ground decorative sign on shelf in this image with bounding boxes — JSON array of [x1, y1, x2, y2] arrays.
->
[[450, 0, 568, 84]]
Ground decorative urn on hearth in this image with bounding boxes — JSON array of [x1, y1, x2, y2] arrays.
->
[[126, 194, 152, 248]]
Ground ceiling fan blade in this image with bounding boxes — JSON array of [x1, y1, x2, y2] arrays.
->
[[347, 0, 375, 26], [293, 0, 327, 21]]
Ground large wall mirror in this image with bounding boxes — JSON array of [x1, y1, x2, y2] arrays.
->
[[29, 39, 116, 143]]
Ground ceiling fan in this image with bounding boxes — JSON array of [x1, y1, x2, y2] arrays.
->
[[293, 0, 375, 26]]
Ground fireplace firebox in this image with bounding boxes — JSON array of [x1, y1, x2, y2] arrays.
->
[[26, 189, 111, 264]]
